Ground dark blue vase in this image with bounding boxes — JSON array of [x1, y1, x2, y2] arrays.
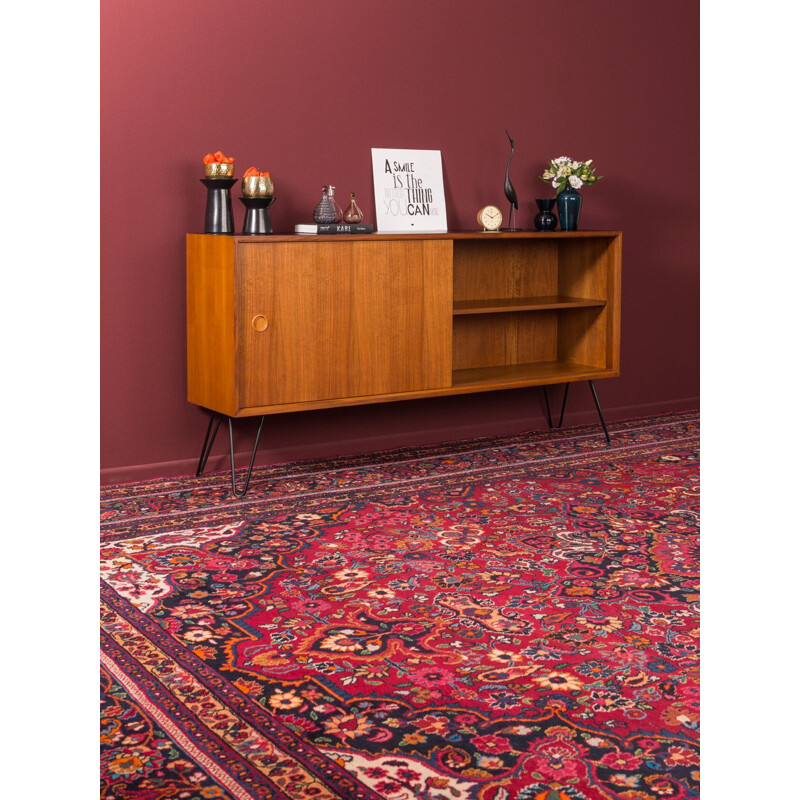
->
[[557, 185, 582, 231], [534, 198, 558, 232]]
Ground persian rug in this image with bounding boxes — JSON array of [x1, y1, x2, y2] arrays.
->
[[101, 410, 699, 800]]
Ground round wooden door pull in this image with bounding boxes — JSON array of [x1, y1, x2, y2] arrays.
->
[[252, 315, 269, 332]]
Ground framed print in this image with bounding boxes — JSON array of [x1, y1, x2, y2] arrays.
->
[[371, 148, 448, 233]]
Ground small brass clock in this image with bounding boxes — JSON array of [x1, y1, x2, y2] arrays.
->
[[477, 205, 503, 232]]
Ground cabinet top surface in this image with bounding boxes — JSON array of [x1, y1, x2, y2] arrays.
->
[[188, 231, 622, 244]]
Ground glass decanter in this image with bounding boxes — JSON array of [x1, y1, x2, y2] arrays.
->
[[343, 192, 364, 224], [313, 185, 337, 224], [327, 185, 343, 223]]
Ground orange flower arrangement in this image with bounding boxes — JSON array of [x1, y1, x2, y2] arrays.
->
[[202, 150, 235, 165]]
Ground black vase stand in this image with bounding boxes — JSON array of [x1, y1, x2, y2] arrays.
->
[[201, 177, 237, 234], [240, 196, 276, 235], [541, 380, 611, 443]]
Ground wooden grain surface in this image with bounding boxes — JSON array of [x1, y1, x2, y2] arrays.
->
[[237, 239, 453, 407], [186, 232, 622, 417], [186, 235, 237, 416]]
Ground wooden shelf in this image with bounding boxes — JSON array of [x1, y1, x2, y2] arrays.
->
[[453, 295, 606, 315], [452, 361, 616, 390]]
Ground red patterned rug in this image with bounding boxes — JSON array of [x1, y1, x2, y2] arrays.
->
[[101, 411, 699, 800]]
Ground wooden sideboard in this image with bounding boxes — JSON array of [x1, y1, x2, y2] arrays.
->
[[187, 231, 621, 493], [187, 231, 621, 416]]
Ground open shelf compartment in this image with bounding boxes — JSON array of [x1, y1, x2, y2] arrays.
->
[[450, 235, 620, 383]]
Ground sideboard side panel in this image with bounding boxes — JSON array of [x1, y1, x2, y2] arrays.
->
[[186, 234, 237, 416]]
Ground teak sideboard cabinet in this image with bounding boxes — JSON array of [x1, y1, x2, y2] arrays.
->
[[187, 231, 622, 493]]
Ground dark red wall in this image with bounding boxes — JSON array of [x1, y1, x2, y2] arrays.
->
[[100, 0, 699, 482]]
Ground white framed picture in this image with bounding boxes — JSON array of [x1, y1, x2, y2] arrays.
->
[[371, 148, 448, 233]]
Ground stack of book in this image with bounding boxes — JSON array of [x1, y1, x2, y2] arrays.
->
[[295, 223, 374, 235]]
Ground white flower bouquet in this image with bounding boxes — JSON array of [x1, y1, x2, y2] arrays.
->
[[541, 157, 602, 194]]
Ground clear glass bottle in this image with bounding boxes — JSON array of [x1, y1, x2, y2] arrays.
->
[[343, 192, 364, 224], [327, 185, 343, 223], [313, 185, 337, 224]]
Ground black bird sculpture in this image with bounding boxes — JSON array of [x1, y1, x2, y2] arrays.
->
[[504, 129, 519, 230]]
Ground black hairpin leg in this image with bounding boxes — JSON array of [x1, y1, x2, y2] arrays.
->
[[195, 410, 266, 496], [196, 412, 223, 476], [542, 387, 554, 429], [228, 416, 265, 498], [588, 380, 611, 444], [557, 383, 569, 428], [542, 383, 570, 430], [542, 381, 609, 442]]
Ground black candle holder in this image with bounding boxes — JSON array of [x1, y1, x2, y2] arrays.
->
[[240, 196, 276, 235], [201, 177, 237, 234]]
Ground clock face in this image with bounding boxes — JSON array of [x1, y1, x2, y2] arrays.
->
[[478, 205, 503, 231]]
